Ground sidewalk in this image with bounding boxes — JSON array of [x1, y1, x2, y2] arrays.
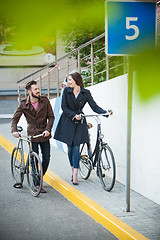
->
[[0, 113, 160, 239]]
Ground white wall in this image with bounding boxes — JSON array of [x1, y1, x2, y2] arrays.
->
[[19, 74, 160, 205]]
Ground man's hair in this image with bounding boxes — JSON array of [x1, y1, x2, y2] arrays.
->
[[25, 80, 37, 91]]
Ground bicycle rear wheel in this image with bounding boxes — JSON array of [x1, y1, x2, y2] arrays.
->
[[79, 143, 92, 180], [98, 144, 116, 191], [11, 147, 24, 185], [26, 151, 43, 197]]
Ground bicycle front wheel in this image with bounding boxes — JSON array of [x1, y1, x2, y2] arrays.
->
[[79, 143, 92, 180], [11, 147, 24, 185], [26, 151, 43, 197], [98, 144, 116, 192]]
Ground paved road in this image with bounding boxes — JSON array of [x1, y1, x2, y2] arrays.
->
[[0, 146, 118, 240]]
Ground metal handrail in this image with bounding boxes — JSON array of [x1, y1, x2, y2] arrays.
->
[[17, 32, 126, 99], [17, 33, 105, 84]]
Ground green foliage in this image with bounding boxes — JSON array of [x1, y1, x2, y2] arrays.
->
[[134, 47, 160, 101], [60, 25, 124, 87], [0, 0, 105, 49]]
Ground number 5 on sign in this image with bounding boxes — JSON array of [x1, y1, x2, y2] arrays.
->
[[105, 0, 156, 55], [125, 17, 139, 41]]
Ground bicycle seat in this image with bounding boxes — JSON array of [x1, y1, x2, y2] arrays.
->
[[17, 126, 23, 132]]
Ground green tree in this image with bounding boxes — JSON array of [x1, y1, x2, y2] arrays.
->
[[60, 24, 124, 87]]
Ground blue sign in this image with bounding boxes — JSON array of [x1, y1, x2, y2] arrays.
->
[[105, 0, 156, 55]]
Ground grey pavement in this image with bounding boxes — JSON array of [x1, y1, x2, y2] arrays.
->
[[0, 146, 118, 240], [0, 99, 160, 240]]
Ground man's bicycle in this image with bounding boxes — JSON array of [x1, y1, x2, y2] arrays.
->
[[11, 126, 44, 197], [79, 112, 116, 192]]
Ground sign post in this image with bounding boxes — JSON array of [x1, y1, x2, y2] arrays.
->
[[105, 0, 156, 212]]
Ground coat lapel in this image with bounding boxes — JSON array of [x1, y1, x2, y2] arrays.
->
[[67, 87, 77, 107], [36, 97, 44, 116]]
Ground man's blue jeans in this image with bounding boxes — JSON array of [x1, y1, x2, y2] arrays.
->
[[67, 145, 80, 169], [32, 140, 50, 176]]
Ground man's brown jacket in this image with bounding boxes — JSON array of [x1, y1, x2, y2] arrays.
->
[[11, 96, 55, 142]]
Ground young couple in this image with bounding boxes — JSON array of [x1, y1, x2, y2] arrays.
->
[[11, 72, 107, 189]]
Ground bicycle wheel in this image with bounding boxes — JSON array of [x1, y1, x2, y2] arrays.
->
[[79, 143, 92, 180], [26, 151, 43, 197], [98, 144, 116, 191], [11, 147, 24, 185]]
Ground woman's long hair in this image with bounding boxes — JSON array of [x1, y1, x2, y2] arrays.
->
[[69, 72, 84, 88]]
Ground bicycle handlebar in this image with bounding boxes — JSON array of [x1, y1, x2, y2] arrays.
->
[[31, 133, 45, 139], [80, 110, 113, 118]]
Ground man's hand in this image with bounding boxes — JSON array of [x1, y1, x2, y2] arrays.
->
[[12, 132, 20, 138], [43, 130, 50, 137]]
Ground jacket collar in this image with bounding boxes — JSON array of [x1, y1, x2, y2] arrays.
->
[[26, 95, 43, 105], [67, 87, 85, 93]]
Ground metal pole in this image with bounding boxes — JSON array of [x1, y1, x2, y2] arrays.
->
[[56, 66, 59, 97], [25, 89, 27, 99], [78, 50, 81, 73], [91, 42, 94, 85], [18, 85, 21, 102], [66, 59, 69, 78], [39, 75, 42, 95], [126, 56, 133, 212], [47, 68, 50, 99]]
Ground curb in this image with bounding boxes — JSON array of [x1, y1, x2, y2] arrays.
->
[[0, 134, 148, 240]]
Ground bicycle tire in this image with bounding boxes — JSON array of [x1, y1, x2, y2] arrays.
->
[[98, 144, 116, 192], [26, 151, 43, 197], [11, 147, 24, 185], [79, 143, 92, 180]]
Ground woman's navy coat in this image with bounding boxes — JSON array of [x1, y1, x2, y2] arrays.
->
[[54, 87, 106, 146]]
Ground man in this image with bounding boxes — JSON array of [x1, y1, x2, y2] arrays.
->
[[11, 80, 55, 193]]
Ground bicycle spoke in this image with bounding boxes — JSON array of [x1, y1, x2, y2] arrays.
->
[[79, 143, 92, 180], [98, 144, 116, 191], [11, 147, 24, 184], [26, 152, 43, 197]]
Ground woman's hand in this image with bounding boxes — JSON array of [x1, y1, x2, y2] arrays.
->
[[75, 114, 81, 121]]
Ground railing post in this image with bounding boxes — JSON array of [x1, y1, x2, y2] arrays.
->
[[18, 85, 21, 102], [106, 55, 109, 81], [47, 68, 50, 99], [56, 66, 59, 97], [66, 59, 69, 78], [25, 88, 27, 99], [78, 50, 81, 73], [91, 42, 94, 85], [39, 75, 42, 95]]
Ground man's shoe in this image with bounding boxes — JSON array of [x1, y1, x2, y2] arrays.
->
[[41, 188, 47, 193]]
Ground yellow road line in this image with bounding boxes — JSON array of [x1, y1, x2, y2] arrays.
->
[[0, 134, 148, 240]]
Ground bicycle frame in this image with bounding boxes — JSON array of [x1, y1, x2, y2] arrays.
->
[[15, 133, 43, 171], [81, 114, 106, 168], [16, 137, 26, 171], [79, 112, 115, 191]]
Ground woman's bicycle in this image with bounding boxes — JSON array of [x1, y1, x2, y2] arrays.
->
[[79, 111, 116, 192], [11, 126, 44, 197]]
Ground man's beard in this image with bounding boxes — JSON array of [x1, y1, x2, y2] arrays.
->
[[31, 92, 40, 99]]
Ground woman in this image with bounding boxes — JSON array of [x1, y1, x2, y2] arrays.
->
[[54, 72, 107, 185]]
